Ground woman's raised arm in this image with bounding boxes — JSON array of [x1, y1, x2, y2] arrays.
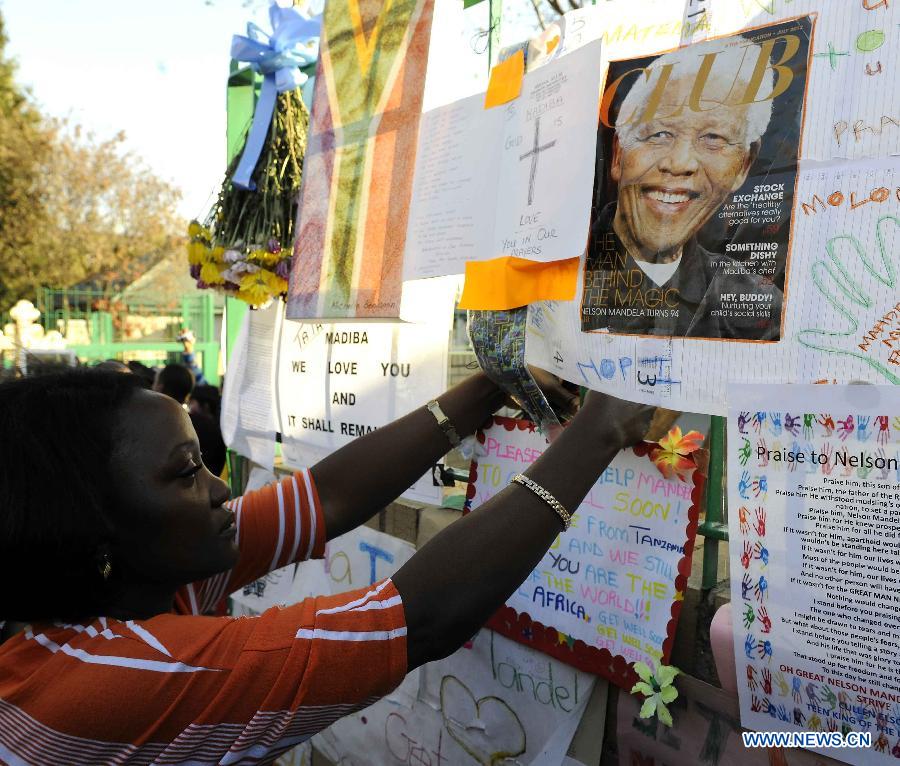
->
[[391, 391, 653, 670], [311, 372, 509, 540]]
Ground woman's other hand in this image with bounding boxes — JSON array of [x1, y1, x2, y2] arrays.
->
[[580, 390, 655, 450]]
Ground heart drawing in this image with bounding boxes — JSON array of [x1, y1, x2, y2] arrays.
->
[[439, 675, 527, 765]]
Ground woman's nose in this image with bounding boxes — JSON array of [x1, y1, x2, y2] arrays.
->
[[210, 475, 231, 507]]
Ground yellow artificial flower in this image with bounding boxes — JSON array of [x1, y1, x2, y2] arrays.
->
[[268, 272, 288, 294], [187, 220, 211, 241], [238, 270, 275, 306], [249, 248, 280, 267], [199, 245, 223, 265], [200, 261, 226, 285], [238, 269, 288, 306], [632, 661, 680, 727], [187, 240, 208, 265]]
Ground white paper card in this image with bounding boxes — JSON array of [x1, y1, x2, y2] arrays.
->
[[728, 383, 900, 765]]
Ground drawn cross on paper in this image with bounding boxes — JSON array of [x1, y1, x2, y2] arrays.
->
[[519, 116, 557, 206]]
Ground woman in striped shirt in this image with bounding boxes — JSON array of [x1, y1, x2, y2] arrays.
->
[[0, 369, 651, 764]]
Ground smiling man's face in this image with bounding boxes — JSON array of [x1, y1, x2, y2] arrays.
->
[[611, 74, 756, 262]]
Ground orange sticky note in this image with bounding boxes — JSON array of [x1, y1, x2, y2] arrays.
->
[[458, 256, 580, 310], [484, 50, 525, 109], [546, 35, 560, 55]]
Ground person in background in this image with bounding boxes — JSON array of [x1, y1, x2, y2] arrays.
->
[[154, 363, 227, 476], [93, 359, 131, 374], [0, 368, 651, 764], [189, 383, 221, 422], [126, 360, 156, 389], [177, 328, 207, 386]]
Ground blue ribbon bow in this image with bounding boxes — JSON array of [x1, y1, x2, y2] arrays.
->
[[230, 2, 321, 190]]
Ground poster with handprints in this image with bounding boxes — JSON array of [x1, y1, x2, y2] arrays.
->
[[313, 628, 595, 766], [464, 416, 702, 689], [728, 384, 900, 766]]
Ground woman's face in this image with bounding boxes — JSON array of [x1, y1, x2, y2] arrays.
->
[[108, 389, 237, 587]]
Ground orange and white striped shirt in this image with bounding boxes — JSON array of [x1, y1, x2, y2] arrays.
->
[[0, 470, 408, 765]]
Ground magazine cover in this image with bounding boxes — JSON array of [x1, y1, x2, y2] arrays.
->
[[581, 16, 814, 341]]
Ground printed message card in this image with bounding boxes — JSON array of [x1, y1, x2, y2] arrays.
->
[[728, 384, 900, 765], [465, 416, 703, 688]]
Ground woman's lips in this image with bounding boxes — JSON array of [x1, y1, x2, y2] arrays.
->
[[218, 510, 237, 536]]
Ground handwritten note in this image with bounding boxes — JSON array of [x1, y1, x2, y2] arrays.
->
[[275, 306, 451, 504], [232, 525, 415, 616], [466, 417, 701, 686], [710, 0, 899, 161], [402, 40, 603, 281], [313, 629, 594, 766]]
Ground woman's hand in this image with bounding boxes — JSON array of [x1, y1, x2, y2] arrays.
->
[[526, 366, 580, 422], [580, 390, 656, 450]]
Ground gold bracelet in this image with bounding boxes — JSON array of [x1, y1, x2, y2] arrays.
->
[[511, 474, 571, 530]]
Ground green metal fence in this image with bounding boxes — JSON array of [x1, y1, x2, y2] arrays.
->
[[28, 288, 222, 385]]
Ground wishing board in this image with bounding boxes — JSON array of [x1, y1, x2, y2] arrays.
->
[[528, 158, 900, 415], [402, 39, 603, 280], [287, 0, 434, 319], [274, 305, 450, 504], [728, 384, 900, 765], [524, 1, 900, 414], [465, 416, 702, 688], [314, 628, 595, 766]]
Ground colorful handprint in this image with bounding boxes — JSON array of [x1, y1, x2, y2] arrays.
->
[[754, 575, 768, 603], [784, 413, 800, 436], [741, 541, 753, 569], [817, 414, 835, 436], [752, 412, 766, 433], [754, 507, 767, 536], [739, 438, 752, 466], [775, 672, 789, 697], [837, 414, 854, 441], [743, 603, 755, 629]]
